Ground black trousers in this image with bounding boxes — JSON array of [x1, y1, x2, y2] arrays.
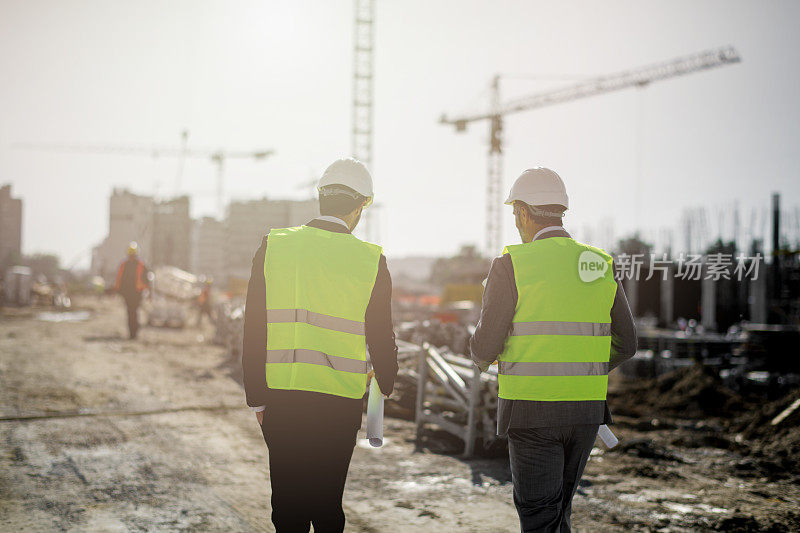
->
[[508, 424, 599, 533], [260, 400, 359, 533], [123, 293, 141, 339]]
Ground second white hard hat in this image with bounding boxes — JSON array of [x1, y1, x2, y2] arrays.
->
[[505, 167, 569, 209], [318, 158, 374, 207]]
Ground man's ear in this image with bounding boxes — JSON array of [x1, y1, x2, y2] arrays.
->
[[519, 205, 530, 224]]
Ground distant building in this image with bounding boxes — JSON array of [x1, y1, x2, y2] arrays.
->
[[93, 191, 319, 285], [92, 188, 156, 283], [191, 216, 226, 283], [152, 196, 191, 270], [430, 245, 491, 286], [0, 184, 23, 268], [225, 198, 318, 280]]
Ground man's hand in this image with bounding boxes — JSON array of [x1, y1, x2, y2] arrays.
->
[[367, 369, 391, 398], [367, 370, 389, 399], [255, 410, 264, 426]]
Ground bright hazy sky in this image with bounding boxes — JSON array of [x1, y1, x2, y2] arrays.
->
[[1, 1, 799, 268]]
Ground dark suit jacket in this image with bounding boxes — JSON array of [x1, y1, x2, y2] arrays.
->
[[242, 218, 399, 430]]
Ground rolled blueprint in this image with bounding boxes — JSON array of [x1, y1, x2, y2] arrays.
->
[[597, 424, 618, 449], [366, 378, 384, 447]]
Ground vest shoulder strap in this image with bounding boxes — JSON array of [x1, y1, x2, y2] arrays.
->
[[268, 225, 383, 256]]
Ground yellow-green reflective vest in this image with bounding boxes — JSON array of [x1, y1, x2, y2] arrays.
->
[[498, 237, 617, 401], [264, 225, 382, 399]]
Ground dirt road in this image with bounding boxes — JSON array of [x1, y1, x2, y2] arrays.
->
[[2, 297, 798, 531]]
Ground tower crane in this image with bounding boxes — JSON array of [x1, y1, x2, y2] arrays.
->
[[440, 46, 741, 255], [17, 138, 274, 218], [352, 0, 378, 241]]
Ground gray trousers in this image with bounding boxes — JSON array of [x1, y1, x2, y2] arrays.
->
[[508, 424, 599, 533]]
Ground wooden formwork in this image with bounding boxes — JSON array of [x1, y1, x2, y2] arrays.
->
[[414, 343, 502, 457]]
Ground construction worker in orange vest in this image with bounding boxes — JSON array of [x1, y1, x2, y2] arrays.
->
[[195, 278, 214, 327], [114, 242, 150, 339]]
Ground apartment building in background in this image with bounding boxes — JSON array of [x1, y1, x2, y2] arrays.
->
[[224, 198, 318, 280], [152, 196, 191, 271], [92, 189, 318, 285], [0, 184, 23, 268], [92, 188, 155, 283], [191, 216, 226, 283]]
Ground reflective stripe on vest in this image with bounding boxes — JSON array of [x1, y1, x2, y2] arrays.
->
[[264, 225, 382, 399], [498, 237, 617, 402], [266, 309, 366, 335], [498, 361, 609, 376], [266, 349, 368, 374], [509, 321, 611, 337]]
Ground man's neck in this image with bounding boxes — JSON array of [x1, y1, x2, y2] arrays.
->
[[314, 215, 352, 231], [530, 225, 565, 242], [315, 215, 350, 230]]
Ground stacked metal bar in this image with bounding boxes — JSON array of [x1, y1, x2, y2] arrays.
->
[[414, 343, 502, 457]]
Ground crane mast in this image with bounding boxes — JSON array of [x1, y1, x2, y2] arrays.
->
[[441, 46, 741, 255], [352, 0, 377, 241], [487, 76, 503, 260]]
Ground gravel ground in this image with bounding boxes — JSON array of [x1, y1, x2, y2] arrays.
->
[[1, 296, 798, 532]]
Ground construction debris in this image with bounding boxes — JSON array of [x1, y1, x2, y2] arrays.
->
[[609, 364, 800, 483], [144, 266, 200, 329], [410, 343, 501, 457], [212, 300, 244, 360], [608, 363, 747, 419], [5, 294, 800, 531], [771, 398, 800, 426]]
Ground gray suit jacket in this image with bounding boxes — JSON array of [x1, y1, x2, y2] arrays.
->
[[469, 228, 637, 435]]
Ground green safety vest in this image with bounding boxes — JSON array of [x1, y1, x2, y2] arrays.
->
[[264, 225, 382, 399], [498, 237, 617, 401]]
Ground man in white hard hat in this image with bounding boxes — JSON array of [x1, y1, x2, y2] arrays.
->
[[242, 158, 398, 532], [469, 167, 637, 532]]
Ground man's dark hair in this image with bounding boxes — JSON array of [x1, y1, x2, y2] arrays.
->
[[519, 202, 565, 226], [318, 185, 366, 217]]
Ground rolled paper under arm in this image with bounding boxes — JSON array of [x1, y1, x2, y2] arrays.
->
[[366, 378, 384, 447], [597, 424, 618, 449]]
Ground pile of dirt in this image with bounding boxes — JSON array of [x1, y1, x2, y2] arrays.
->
[[733, 387, 800, 479], [613, 438, 684, 462], [735, 387, 800, 436], [711, 511, 800, 532], [609, 363, 748, 420], [609, 365, 800, 480]]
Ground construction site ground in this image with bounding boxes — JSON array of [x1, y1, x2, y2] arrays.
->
[[1, 296, 798, 532]]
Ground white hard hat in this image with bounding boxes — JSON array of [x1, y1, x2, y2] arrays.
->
[[318, 158, 374, 207], [505, 167, 569, 209], [127, 241, 139, 255]]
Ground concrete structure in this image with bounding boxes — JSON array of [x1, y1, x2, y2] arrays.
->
[[191, 217, 226, 283], [749, 268, 768, 323], [93, 190, 319, 285], [152, 196, 191, 270], [0, 184, 23, 268], [660, 263, 675, 327], [92, 189, 155, 283], [701, 275, 717, 332], [224, 198, 318, 280]]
